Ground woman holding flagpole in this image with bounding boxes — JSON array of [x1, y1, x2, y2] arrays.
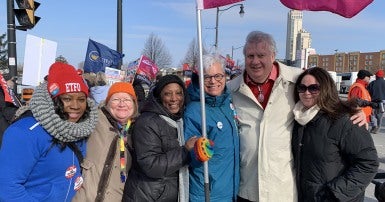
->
[[73, 82, 138, 202]]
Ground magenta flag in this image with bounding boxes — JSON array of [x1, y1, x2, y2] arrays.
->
[[280, 0, 373, 18], [197, 0, 244, 10]]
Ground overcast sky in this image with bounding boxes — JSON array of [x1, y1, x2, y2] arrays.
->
[[1, 0, 384, 68]]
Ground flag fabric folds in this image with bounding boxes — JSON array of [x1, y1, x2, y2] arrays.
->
[[135, 55, 159, 86], [279, 0, 373, 18], [83, 39, 124, 73], [196, 0, 244, 10]]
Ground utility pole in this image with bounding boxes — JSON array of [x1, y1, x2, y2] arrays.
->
[[117, 0, 123, 68], [7, 0, 17, 93]]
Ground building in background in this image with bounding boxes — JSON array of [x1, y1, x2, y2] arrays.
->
[[285, 10, 304, 65], [308, 50, 385, 74]]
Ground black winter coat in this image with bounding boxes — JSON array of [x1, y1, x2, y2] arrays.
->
[[122, 96, 190, 202], [292, 112, 378, 202], [0, 88, 18, 147]]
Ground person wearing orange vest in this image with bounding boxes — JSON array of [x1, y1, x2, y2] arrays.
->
[[348, 70, 374, 123]]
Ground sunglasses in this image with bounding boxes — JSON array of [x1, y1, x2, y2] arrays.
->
[[297, 84, 320, 94]]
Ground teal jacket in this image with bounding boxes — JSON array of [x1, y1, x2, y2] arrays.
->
[[184, 74, 240, 202]]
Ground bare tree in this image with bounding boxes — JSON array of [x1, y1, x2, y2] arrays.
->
[[0, 33, 7, 70], [142, 33, 172, 69], [181, 38, 207, 70]]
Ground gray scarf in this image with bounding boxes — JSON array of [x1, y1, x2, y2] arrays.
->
[[26, 82, 98, 142]]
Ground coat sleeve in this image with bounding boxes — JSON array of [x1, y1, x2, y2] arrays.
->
[[132, 115, 189, 179], [0, 123, 40, 201], [183, 105, 204, 167], [327, 121, 379, 201]]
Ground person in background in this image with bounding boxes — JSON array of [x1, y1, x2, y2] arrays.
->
[[227, 30, 367, 202], [184, 54, 239, 202], [0, 73, 21, 146], [83, 72, 111, 106], [0, 62, 98, 201], [292, 67, 378, 201], [73, 82, 138, 202], [133, 78, 146, 112], [348, 69, 373, 123], [368, 69, 385, 133], [122, 75, 198, 202]]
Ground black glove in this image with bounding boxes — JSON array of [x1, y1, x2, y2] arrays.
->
[[370, 102, 379, 109], [375, 182, 385, 202]]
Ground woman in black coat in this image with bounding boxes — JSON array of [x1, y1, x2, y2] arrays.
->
[[292, 67, 378, 202], [122, 75, 197, 201]]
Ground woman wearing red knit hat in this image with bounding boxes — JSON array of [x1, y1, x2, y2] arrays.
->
[[0, 62, 98, 201], [74, 81, 138, 202]]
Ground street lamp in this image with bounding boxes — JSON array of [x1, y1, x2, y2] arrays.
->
[[215, 4, 244, 49], [231, 45, 244, 59]]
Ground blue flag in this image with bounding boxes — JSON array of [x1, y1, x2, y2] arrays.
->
[[83, 39, 124, 73]]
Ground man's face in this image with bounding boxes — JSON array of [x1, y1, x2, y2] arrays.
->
[[244, 41, 275, 83]]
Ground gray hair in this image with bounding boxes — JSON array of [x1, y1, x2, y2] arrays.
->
[[201, 53, 226, 74], [243, 31, 277, 56]]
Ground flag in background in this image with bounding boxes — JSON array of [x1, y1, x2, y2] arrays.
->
[[135, 55, 159, 86], [83, 39, 124, 73], [123, 59, 139, 83], [196, 0, 244, 10], [279, 0, 373, 18]]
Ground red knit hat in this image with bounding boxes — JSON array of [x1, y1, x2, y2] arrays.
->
[[105, 82, 137, 103], [376, 70, 384, 78], [47, 62, 89, 98]]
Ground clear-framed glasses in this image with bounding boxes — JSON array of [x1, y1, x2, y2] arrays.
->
[[110, 98, 133, 104], [297, 84, 320, 94], [204, 73, 225, 82]]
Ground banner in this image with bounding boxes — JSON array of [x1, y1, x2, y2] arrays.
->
[[196, 0, 244, 10], [135, 55, 159, 86], [280, 0, 373, 18], [83, 39, 124, 73], [105, 67, 125, 85]]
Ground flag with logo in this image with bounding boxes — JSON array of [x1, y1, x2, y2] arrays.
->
[[135, 55, 159, 86], [279, 0, 373, 18], [196, 0, 244, 10], [83, 39, 124, 73]]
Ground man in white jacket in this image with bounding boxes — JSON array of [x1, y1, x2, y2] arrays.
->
[[228, 30, 366, 202]]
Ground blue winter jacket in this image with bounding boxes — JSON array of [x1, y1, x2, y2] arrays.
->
[[184, 75, 240, 202], [0, 116, 86, 202]]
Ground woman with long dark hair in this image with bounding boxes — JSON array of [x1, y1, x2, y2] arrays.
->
[[292, 67, 378, 201]]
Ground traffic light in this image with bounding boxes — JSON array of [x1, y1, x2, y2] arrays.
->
[[14, 0, 40, 30]]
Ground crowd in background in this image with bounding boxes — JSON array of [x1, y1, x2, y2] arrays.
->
[[0, 30, 384, 202]]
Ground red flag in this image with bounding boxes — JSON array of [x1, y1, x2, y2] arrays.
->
[[197, 0, 244, 10], [280, 0, 373, 18], [136, 55, 159, 81]]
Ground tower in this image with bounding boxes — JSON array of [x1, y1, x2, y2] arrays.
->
[[285, 10, 303, 65]]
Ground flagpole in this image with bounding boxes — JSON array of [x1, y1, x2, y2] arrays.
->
[[196, 7, 210, 202]]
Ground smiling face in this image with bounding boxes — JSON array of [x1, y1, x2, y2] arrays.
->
[[160, 83, 184, 115], [244, 41, 275, 83], [106, 92, 136, 124], [59, 92, 87, 123], [298, 74, 320, 109], [204, 62, 226, 97]]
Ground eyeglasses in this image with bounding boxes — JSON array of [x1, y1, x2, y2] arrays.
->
[[204, 74, 225, 82], [110, 98, 133, 104], [297, 84, 320, 94]]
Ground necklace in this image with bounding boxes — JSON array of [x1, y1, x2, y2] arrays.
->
[[257, 85, 264, 103]]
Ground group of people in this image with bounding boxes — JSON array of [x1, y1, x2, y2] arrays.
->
[[0, 30, 382, 202]]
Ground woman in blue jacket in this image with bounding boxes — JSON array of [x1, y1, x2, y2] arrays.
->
[[0, 62, 98, 201], [184, 54, 240, 202]]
